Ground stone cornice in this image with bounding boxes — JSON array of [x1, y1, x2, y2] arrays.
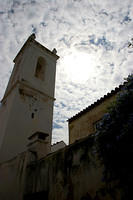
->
[[13, 34, 59, 64], [1, 80, 55, 103]]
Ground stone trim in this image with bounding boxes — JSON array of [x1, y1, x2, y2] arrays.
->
[[1, 80, 55, 103]]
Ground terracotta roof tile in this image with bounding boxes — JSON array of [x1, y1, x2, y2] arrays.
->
[[68, 83, 126, 123]]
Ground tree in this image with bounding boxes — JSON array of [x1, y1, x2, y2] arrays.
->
[[96, 74, 133, 199]]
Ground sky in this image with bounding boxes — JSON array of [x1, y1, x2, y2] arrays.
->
[[0, 0, 133, 144]]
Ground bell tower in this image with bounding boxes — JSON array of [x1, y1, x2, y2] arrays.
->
[[0, 34, 59, 162]]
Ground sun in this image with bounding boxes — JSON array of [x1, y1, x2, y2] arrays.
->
[[62, 50, 96, 83]]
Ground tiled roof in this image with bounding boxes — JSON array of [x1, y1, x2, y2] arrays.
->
[[68, 83, 126, 123]]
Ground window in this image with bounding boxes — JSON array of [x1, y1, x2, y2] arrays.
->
[[93, 119, 102, 132], [35, 57, 45, 81], [31, 113, 34, 119]]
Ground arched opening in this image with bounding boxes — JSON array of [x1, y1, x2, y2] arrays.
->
[[35, 57, 45, 81]]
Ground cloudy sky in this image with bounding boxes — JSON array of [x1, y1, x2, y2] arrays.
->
[[0, 0, 133, 144]]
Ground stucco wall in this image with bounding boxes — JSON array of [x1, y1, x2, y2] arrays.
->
[[0, 151, 29, 200], [0, 134, 121, 200], [0, 83, 54, 162], [69, 94, 117, 144], [24, 136, 104, 200], [0, 90, 15, 148]]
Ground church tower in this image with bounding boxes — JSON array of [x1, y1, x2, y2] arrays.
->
[[0, 34, 59, 162]]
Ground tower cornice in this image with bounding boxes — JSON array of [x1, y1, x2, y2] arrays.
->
[[13, 34, 59, 64], [1, 80, 55, 103]]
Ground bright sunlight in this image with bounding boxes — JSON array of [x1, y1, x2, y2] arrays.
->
[[63, 50, 97, 83]]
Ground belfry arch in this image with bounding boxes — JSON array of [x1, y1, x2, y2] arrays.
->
[[35, 57, 46, 81]]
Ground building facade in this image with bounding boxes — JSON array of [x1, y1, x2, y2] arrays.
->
[[68, 86, 123, 144]]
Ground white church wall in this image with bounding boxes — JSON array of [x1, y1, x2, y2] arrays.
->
[[0, 84, 54, 162], [0, 89, 16, 148]]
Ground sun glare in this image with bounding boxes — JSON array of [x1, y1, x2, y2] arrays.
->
[[63, 51, 96, 83]]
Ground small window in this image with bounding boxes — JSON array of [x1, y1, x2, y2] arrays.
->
[[93, 119, 102, 132], [31, 113, 34, 119], [35, 57, 45, 81]]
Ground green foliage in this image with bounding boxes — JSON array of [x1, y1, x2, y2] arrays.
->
[[96, 74, 133, 199]]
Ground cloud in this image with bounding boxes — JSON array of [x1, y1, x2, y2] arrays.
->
[[0, 0, 133, 144]]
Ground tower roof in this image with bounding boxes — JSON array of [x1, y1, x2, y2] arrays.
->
[[13, 34, 59, 63]]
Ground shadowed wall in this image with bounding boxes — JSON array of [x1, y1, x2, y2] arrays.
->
[[69, 93, 117, 144]]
